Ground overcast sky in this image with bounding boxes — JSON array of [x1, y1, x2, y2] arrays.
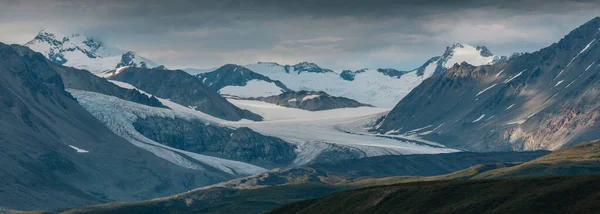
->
[[1, 0, 600, 70]]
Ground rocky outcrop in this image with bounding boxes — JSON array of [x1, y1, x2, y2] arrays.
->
[[253, 91, 372, 111], [376, 68, 409, 78], [133, 116, 297, 168], [286, 62, 334, 73], [108, 67, 263, 121]]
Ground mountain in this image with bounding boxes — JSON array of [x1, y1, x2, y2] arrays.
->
[[106, 67, 263, 121], [220, 44, 501, 107], [0, 43, 232, 210], [24, 30, 158, 73], [196, 64, 291, 97], [250, 91, 372, 111], [49, 150, 547, 213], [376, 17, 600, 152]]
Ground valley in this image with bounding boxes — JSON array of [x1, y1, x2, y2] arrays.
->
[[2, 3, 600, 213]]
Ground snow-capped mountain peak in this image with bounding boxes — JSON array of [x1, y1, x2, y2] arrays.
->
[[25, 30, 158, 73], [415, 43, 499, 78]]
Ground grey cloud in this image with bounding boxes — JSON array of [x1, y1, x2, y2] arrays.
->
[[1, 0, 600, 70]]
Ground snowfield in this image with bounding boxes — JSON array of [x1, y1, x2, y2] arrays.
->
[[226, 99, 458, 162], [70, 80, 458, 169], [245, 63, 427, 108], [239, 44, 499, 107], [219, 80, 284, 97]]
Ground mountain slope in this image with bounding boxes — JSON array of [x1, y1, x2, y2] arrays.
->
[[197, 64, 290, 97], [377, 17, 600, 151], [272, 138, 600, 214], [0, 43, 228, 210], [24, 30, 158, 73], [107, 67, 263, 121], [271, 175, 600, 214]]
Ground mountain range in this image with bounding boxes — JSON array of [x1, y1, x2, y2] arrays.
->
[[191, 43, 505, 107], [4, 16, 600, 213], [25, 30, 159, 73]]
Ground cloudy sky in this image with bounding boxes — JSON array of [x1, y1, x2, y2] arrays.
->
[[1, 0, 600, 70]]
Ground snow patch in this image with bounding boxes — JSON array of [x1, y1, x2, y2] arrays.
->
[[566, 39, 596, 67], [476, 84, 497, 97], [503, 70, 525, 83], [69, 145, 89, 153], [302, 95, 321, 102], [472, 114, 485, 122], [495, 69, 505, 77], [554, 80, 564, 87], [219, 80, 284, 97], [506, 104, 515, 110], [586, 62, 596, 71]]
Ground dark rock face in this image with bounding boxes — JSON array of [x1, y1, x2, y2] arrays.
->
[[476, 45, 494, 57], [340, 70, 356, 81], [376, 68, 409, 78], [197, 64, 290, 93], [132, 116, 297, 168], [108, 67, 263, 121], [253, 91, 372, 111], [415, 56, 445, 76], [378, 17, 600, 152], [284, 62, 334, 73], [0, 42, 222, 210], [339, 69, 367, 81]]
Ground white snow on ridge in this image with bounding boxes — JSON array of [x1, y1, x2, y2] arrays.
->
[[476, 84, 497, 97], [219, 80, 284, 97], [566, 39, 596, 68], [586, 62, 596, 71], [25, 31, 158, 73], [444, 44, 496, 67], [503, 70, 525, 83], [69, 145, 89, 153], [422, 58, 440, 78], [555, 80, 564, 87], [472, 114, 485, 122], [245, 63, 423, 107], [302, 95, 320, 101], [495, 69, 505, 77], [506, 104, 515, 110]]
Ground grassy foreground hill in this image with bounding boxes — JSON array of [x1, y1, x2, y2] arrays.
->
[[271, 139, 600, 213], [270, 175, 600, 214]]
